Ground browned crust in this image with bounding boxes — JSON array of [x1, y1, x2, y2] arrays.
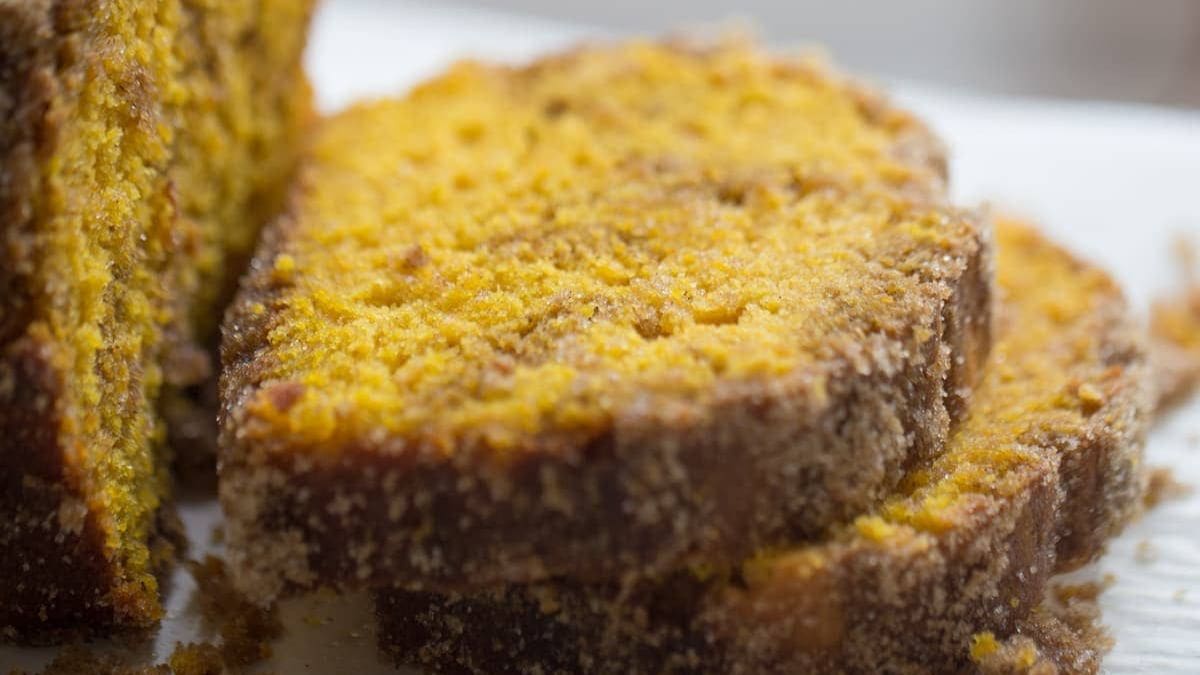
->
[[0, 0, 47, 352], [1053, 306, 1148, 570], [218, 50, 993, 598], [374, 465, 1058, 675], [373, 228, 1151, 674]]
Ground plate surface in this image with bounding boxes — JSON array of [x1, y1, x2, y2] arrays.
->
[[4, 2, 1199, 672]]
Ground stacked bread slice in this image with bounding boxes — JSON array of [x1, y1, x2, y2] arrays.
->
[[0, 1, 1155, 665], [374, 221, 1149, 673], [204, 38, 1152, 672], [214, 38, 1152, 673], [0, 0, 314, 643]]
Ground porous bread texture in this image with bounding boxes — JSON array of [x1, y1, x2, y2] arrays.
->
[[158, 0, 314, 473], [0, 0, 313, 643], [373, 221, 1151, 674], [219, 38, 991, 600]]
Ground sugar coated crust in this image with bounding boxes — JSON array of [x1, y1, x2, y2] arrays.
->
[[0, 0, 313, 643], [971, 599, 1111, 675], [373, 221, 1150, 674], [219, 38, 992, 601]]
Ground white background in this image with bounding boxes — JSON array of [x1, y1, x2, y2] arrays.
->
[[466, 0, 1200, 107], [4, 2, 1199, 672]]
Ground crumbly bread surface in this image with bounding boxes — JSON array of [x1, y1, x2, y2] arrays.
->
[[374, 221, 1150, 674], [220, 39, 991, 599], [1150, 271, 1200, 411], [0, 0, 313, 642], [970, 593, 1112, 675]]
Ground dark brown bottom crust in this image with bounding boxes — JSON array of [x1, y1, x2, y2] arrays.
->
[[0, 338, 180, 645], [162, 367, 220, 492], [0, 499, 181, 646], [374, 466, 1057, 675], [374, 404, 1141, 675]]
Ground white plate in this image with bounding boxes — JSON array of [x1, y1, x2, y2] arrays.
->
[[5, 2, 1199, 672]]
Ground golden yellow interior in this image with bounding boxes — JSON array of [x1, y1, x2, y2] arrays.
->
[[245, 40, 965, 453], [27, 0, 310, 619], [38, 0, 178, 613], [169, 0, 312, 344]]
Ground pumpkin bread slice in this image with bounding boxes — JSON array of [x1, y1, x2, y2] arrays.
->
[[219, 38, 991, 601], [0, 0, 314, 643], [374, 220, 1150, 674]]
